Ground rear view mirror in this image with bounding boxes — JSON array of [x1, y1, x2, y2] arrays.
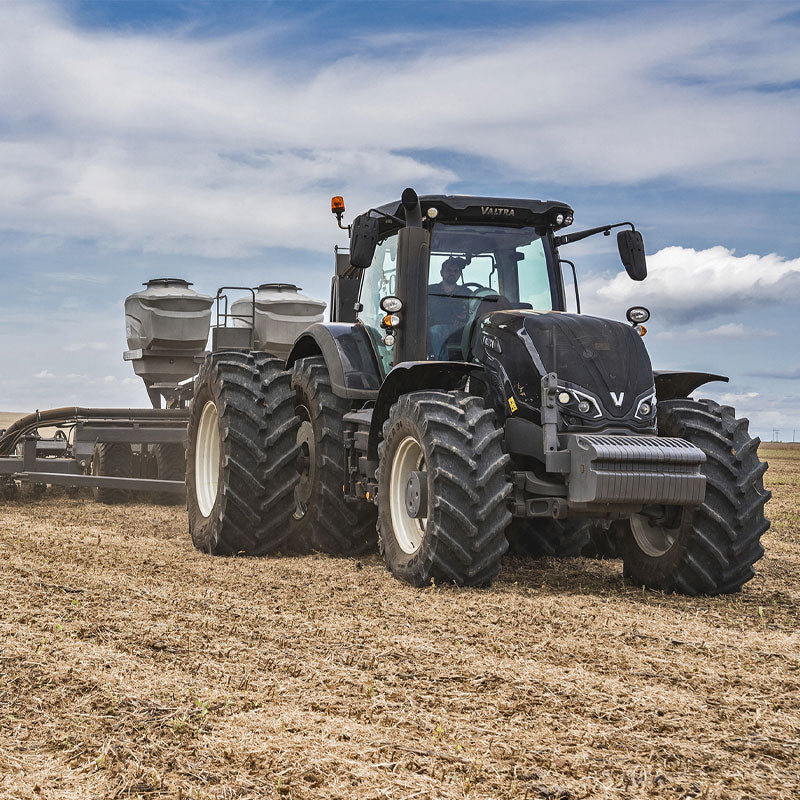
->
[[617, 229, 647, 281], [349, 214, 380, 269]]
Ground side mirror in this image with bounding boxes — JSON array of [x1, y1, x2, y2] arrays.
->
[[617, 229, 647, 281], [349, 214, 380, 269]]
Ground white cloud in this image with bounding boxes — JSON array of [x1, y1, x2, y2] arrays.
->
[[63, 342, 109, 352], [748, 367, 800, 380], [40, 272, 110, 284], [713, 391, 760, 404], [34, 369, 56, 379], [657, 321, 779, 340], [705, 323, 777, 339], [586, 246, 800, 322], [0, 3, 797, 256]]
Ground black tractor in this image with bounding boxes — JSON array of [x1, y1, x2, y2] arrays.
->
[[185, 188, 770, 595]]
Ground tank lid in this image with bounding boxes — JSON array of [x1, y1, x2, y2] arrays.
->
[[144, 278, 193, 288], [255, 283, 302, 292]]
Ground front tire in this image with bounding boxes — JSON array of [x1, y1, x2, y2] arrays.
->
[[378, 391, 511, 587], [617, 398, 770, 595], [506, 517, 593, 558], [186, 352, 299, 556]]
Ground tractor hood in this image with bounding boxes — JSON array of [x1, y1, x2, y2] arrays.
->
[[476, 311, 656, 431]]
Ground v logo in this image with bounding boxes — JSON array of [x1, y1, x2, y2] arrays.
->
[[610, 391, 625, 407]]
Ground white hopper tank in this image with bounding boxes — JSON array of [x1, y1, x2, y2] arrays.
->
[[124, 278, 213, 385], [230, 283, 326, 360]]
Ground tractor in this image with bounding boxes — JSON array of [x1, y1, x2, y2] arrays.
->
[[185, 188, 770, 595]]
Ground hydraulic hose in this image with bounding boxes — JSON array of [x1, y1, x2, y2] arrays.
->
[[0, 407, 189, 456]]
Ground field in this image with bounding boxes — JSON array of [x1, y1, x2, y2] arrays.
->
[[0, 412, 60, 440], [0, 445, 798, 799], [0, 412, 24, 429]]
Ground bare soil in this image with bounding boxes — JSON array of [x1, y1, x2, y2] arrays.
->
[[0, 449, 798, 799], [0, 412, 24, 429]]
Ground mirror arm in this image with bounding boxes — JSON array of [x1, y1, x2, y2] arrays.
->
[[554, 221, 635, 247], [367, 208, 405, 227], [559, 259, 581, 314]]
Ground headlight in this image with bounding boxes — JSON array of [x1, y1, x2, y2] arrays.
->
[[380, 296, 403, 313], [557, 386, 602, 418], [626, 305, 650, 324], [635, 392, 656, 419]]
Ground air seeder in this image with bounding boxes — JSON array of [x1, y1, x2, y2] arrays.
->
[[0, 279, 324, 504], [186, 188, 770, 595]]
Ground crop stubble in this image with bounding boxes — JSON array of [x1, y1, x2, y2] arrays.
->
[[0, 446, 798, 799]]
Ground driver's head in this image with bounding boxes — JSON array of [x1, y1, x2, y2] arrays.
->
[[440, 257, 466, 285]]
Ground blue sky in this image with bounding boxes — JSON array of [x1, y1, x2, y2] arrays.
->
[[0, 0, 799, 442]]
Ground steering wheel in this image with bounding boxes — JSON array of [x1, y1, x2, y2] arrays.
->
[[461, 287, 501, 359], [460, 282, 486, 293]]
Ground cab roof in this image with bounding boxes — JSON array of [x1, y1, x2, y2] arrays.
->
[[370, 194, 574, 235]]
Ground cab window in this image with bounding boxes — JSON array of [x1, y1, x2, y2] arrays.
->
[[357, 232, 397, 375]]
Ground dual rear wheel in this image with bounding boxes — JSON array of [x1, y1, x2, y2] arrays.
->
[[186, 352, 299, 555]]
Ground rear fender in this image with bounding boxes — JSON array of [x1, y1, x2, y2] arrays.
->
[[286, 323, 381, 400], [368, 361, 485, 458], [654, 370, 728, 400]]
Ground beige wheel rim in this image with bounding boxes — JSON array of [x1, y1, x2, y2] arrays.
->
[[195, 400, 220, 517], [390, 435, 427, 555]]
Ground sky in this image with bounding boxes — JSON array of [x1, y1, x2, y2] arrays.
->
[[0, 0, 799, 442]]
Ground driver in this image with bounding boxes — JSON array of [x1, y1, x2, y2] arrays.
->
[[428, 256, 472, 359]]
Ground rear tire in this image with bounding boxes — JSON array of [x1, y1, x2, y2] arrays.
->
[[186, 352, 299, 556], [581, 525, 619, 559], [377, 391, 511, 587], [153, 443, 185, 505], [617, 398, 770, 595], [506, 517, 592, 558], [289, 356, 377, 555], [93, 442, 133, 504]]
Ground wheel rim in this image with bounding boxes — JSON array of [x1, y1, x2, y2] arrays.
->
[[195, 400, 221, 517], [390, 435, 427, 555], [630, 512, 680, 557], [293, 406, 315, 521]]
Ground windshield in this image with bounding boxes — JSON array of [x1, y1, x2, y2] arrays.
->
[[427, 224, 554, 360], [357, 223, 555, 372]]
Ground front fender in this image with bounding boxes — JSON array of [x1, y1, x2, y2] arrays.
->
[[367, 361, 485, 458], [654, 370, 728, 400]]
